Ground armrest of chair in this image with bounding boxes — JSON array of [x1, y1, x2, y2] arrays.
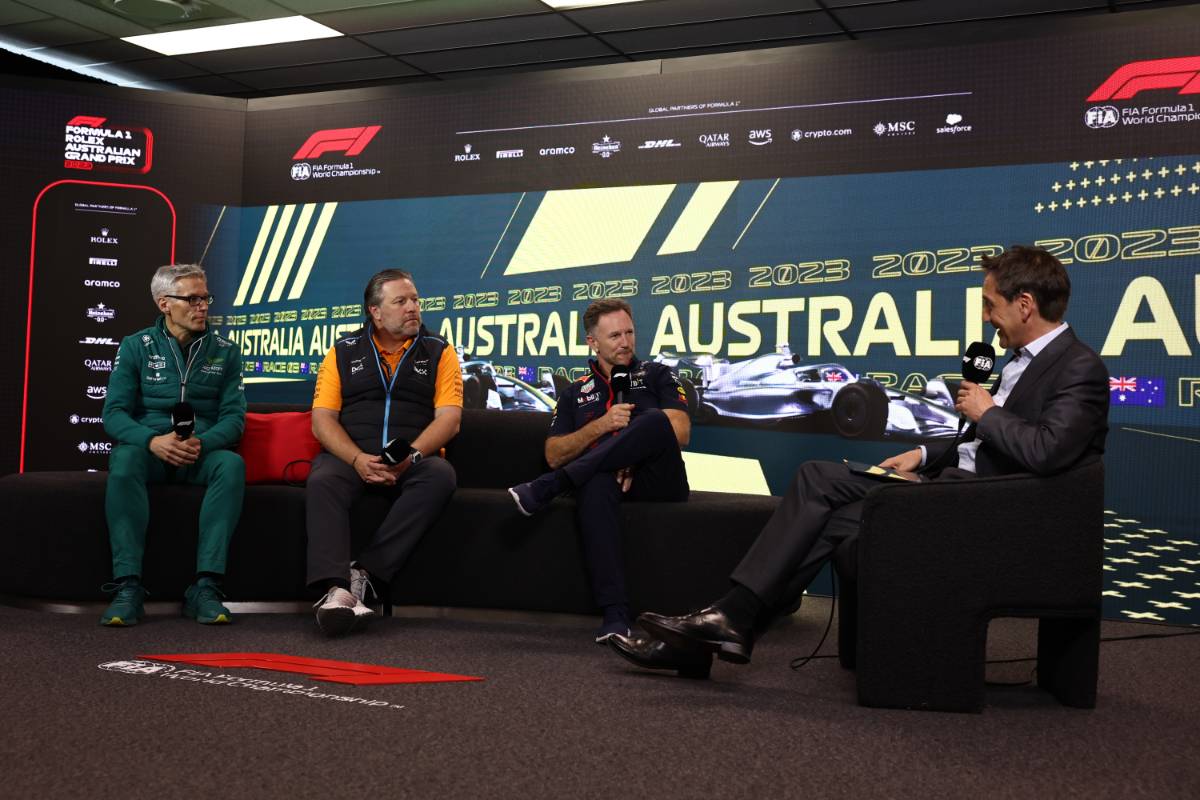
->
[[855, 460, 1105, 614]]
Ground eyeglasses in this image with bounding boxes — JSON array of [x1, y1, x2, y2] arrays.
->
[[165, 294, 214, 307]]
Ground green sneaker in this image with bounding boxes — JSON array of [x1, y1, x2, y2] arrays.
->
[[183, 576, 232, 624], [100, 578, 146, 626]]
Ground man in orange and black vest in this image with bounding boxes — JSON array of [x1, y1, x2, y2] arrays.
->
[[508, 299, 691, 643], [306, 268, 462, 636]]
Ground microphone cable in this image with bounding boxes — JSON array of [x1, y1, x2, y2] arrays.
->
[[790, 569, 838, 670]]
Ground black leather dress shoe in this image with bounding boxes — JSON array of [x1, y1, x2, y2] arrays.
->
[[638, 606, 754, 665], [608, 633, 712, 679]]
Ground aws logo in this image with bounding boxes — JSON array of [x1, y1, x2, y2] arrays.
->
[[1088, 56, 1200, 102]]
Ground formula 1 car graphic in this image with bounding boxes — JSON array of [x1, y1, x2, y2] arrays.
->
[[460, 358, 556, 413], [654, 346, 961, 440]]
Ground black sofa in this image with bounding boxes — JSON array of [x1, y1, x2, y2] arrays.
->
[[0, 405, 779, 616]]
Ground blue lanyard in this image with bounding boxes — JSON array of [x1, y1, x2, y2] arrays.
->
[[371, 334, 420, 450]]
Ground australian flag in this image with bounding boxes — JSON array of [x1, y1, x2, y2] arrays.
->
[[1109, 376, 1164, 406]]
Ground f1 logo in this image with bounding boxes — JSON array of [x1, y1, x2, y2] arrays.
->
[[1179, 378, 1200, 408], [1088, 56, 1200, 102], [141, 652, 482, 685], [293, 125, 381, 160], [66, 115, 107, 127]]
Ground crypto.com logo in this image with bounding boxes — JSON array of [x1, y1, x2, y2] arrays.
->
[[1087, 56, 1200, 102], [292, 126, 382, 160]]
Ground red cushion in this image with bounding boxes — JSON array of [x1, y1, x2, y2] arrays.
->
[[236, 411, 322, 485]]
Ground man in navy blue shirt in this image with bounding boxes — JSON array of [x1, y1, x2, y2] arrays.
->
[[509, 299, 690, 642]]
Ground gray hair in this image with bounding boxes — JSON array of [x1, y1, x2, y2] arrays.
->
[[363, 268, 414, 317], [151, 263, 206, 302]]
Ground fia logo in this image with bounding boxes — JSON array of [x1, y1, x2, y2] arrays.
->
[[1085, 106, 1119, 129]]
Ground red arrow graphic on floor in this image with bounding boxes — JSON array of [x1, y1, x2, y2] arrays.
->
[[140, 652, 483, 685]]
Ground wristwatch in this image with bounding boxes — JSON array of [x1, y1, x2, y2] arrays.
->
[[408, 448, 423, 467]]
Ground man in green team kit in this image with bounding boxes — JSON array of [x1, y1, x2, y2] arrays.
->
[[100, 263, 246, 626]]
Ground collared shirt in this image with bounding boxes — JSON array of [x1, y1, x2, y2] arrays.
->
[[924, 323, 1070, 473], [312, 332, 462, 412]]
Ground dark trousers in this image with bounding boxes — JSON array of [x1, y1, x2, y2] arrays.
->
[[305, 451, 457, 588], [565, 409, 689, 608], [731, 460, 881, 611]]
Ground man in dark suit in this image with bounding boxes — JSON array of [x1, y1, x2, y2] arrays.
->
[[610, 245, 1109, 677]]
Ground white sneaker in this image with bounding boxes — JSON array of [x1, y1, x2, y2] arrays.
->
[[350, 566, 375, 605], [313, 586, 358, 636], [348, 567, 378, 631]]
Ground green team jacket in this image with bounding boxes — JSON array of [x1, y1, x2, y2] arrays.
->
[[103, 316, 246, 452]]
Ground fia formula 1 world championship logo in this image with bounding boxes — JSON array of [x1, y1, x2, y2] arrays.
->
[[1085, 56, 1200, 130], [290, 126, 382, 181], [1088, 56, 1200, 102]]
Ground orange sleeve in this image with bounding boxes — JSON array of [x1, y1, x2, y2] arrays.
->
[[434, 345, 463, 408], [312, 346, 342, 412]]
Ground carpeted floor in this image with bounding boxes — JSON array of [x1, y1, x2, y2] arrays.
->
[[1, 599, 1197, 799]]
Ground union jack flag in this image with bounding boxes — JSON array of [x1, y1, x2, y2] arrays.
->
[[1109, 376, 1137, 392]]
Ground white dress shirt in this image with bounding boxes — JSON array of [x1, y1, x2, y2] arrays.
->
[[922, 323, 1070, 473]]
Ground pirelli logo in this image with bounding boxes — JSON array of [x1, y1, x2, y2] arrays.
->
[[1088, 56, 1200, 102], [233, 203, 337, 306]]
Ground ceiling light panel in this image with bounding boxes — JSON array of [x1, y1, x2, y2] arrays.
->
[[540, 0, 649, 9], [123, 15, 342, 55]]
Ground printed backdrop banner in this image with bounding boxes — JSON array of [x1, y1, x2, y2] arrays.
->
[[1, 8, 1197, 624]]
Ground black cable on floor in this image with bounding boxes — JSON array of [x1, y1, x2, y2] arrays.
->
[[1101, 628, 1200, 643], [790, 570, 836, 671]]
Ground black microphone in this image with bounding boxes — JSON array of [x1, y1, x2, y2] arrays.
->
[[962, 341, 996, 385], [171, 401, 195, 439], [957, 342, 996, 432], [381, 435, 412, 466], [610, 365, 631, 404]]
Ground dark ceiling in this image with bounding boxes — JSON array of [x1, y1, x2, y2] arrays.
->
[[0, 0, 1197, 98]]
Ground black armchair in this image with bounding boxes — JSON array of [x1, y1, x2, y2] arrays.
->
[[832, 460, 1105, 713]]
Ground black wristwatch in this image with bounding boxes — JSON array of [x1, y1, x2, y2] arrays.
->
[[408, 448, 422, 467]]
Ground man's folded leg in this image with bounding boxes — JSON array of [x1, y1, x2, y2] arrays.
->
[[634, 461, 873, 667], [508, 409, 678, 516]]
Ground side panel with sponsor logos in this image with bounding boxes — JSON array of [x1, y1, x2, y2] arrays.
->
[[23, 182, 177, 471]]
